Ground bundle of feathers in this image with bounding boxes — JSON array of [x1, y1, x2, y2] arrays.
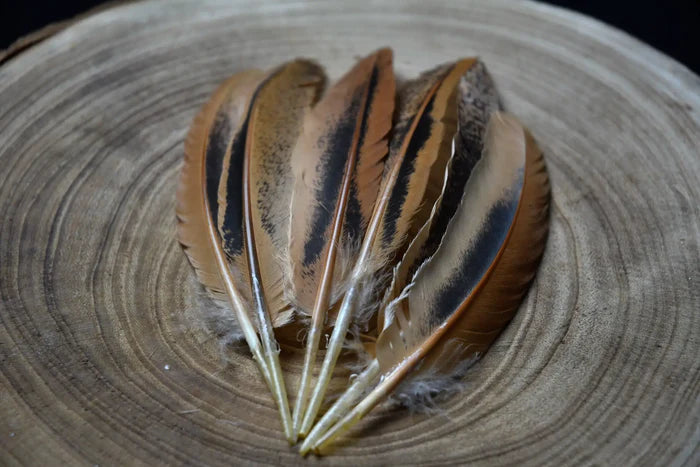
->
[[176, 47, 550, 455]]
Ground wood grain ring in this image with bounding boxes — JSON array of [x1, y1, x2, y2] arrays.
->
[[0, 1, 698, 465]]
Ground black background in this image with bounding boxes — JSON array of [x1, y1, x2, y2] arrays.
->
[[1, 0, 699, 73]]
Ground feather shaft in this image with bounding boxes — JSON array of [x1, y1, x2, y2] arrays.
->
[[312, 357, 412, 454], [299, 360, 380, 455]]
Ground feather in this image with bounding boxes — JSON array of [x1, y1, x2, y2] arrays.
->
[[178, 61, 326, 443], [298, 58, 481, 436], [218, 61, 326, 327], [176, 70, 272, 388], [288, 48, 395, 435], [222, 60, 325, 442], [301, 112, 551, 454], [381, 59, 502, 328]]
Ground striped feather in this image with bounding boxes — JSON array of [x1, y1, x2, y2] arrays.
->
[[183, 60, 325, 443], [298, 58, 478, 436], [288, 48, 395, 436], [176, 70, 274, 433], [218, 60, 325, 328]]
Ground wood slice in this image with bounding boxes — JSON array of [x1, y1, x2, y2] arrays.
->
[[0, 1, 698, 465]]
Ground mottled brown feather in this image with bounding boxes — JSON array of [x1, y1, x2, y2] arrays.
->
[[418, 125, 550, 373], [248, 62, 325, 326], [376, 112, 547, 372], [216, 61, 325, 327]]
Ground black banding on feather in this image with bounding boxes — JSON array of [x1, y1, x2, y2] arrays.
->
[[205, 112, 232, 223], [302, 65, 380, 267], [430, 182, 521, 326], [302, 97, 360, 267], [381, 94, 438, 249]]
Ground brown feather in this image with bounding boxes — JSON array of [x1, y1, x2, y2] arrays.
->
[[176, 71, 277, 409], [288, 48, 395, 435], [177, 72, 258, 302], [248, 62, 326, 326], [217, 61, 325, 328], [419, 127, 550, 373], [379, 59, 501, 330], [288, 49, 395, 311], [372, 59, 477, 263]]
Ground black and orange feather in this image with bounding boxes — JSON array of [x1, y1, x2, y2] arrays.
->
[[287, 49, 396, 436]]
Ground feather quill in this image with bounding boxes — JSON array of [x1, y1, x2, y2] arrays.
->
[[178, 61, 325, 442], [302, 112, 550, 453], [288, 49, 395, 435], [299, 58, 482, 436]]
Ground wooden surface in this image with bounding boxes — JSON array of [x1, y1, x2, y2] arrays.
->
[[1, 0, 698, 465]]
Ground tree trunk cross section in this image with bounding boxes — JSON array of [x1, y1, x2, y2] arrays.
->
[[0, 1, 698, 465]]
